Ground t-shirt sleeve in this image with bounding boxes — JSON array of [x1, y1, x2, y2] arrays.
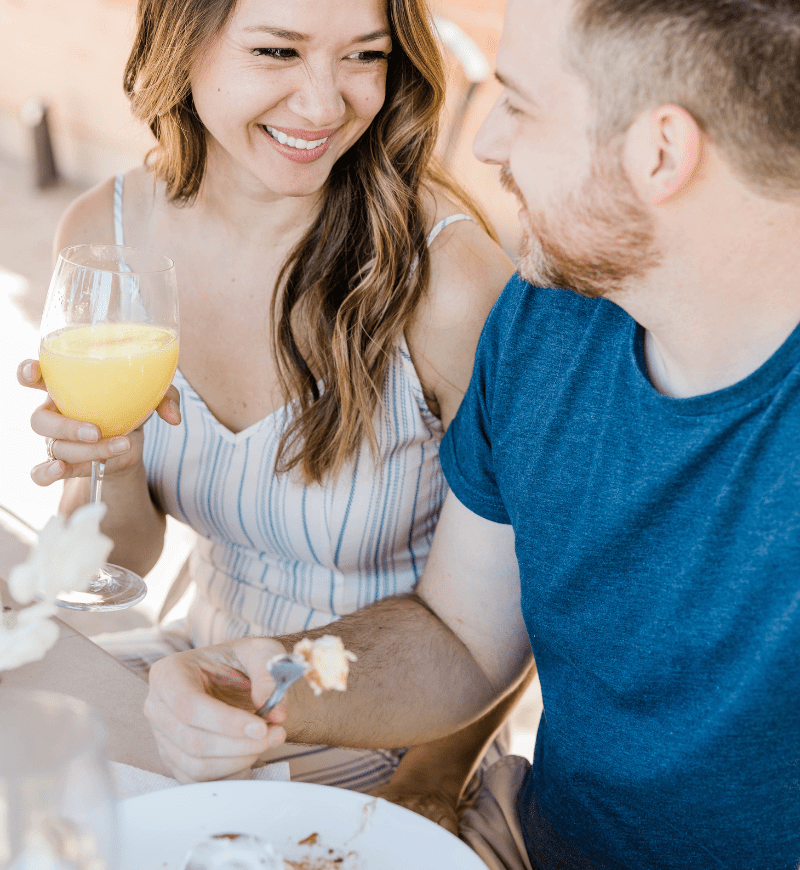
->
[[439, 276, 526, 526]]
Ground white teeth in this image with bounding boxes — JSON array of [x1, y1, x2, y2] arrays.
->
[[265, 126, 329, 150]]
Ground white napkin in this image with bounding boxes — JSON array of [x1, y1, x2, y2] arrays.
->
[[111, 761, 292, 800]]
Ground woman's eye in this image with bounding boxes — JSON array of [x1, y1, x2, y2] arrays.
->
[[346, 50, 391, 64], [252, 47, 298, 60], [503, 99, 523, 117]]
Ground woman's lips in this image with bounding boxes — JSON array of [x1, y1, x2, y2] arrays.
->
[[260, 124, 336, 164]]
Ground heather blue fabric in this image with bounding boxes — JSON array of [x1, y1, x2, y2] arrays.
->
[[441, 274, 800, 870]]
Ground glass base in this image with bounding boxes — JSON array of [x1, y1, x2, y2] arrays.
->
[[55, 563, 147, 612]]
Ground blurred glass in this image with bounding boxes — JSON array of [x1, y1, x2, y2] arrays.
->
[[0, 690, 118, 870]]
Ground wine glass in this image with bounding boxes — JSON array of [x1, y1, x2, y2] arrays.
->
[[39, 244, 179, 611], [0, 689, 119, 870]]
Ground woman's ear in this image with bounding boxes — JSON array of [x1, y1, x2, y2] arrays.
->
[[625, 104, 702, 206]]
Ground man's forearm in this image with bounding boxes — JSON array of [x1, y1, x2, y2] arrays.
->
[[145, 493, 531, 785], [271, 594, 505, 750]]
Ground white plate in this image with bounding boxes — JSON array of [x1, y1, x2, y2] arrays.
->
[[119, 780, 488, 870]]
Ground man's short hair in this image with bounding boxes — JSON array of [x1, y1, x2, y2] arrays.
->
[[568, 0, 800, 198]]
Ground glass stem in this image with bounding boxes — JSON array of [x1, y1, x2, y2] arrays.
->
[[90, 460, 105, 505]]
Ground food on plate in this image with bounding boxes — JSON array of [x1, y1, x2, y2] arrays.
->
[[178, 832, 353, 870], [285, 858, 349, 869], [179, 833, 283, 870], [292, 635, 357, 696]]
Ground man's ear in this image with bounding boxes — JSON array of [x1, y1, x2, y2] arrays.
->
[[626, 104, 702, 205]]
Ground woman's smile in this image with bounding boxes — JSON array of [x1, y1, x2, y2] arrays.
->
[[259, 124, 337, 163]]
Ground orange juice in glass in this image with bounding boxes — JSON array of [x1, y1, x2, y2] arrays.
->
[[40, 322, 178, 439], [39, 244, 179, 611]]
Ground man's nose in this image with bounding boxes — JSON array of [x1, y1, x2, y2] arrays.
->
[[286, 67, 346, 128], [473, 95, 510, 166]]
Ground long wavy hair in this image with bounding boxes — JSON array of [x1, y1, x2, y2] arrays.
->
[[124, 0, 496, 483]]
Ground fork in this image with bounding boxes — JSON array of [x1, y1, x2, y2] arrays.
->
[[254, 654, 308, 719]]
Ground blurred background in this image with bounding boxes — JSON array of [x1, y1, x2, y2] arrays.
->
[[0, 0, 538, 752]]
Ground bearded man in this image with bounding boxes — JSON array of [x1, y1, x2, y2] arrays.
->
[[145, 0, 800, 867]]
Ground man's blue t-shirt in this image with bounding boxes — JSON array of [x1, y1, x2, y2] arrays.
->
[[440, 275, 800, 870]]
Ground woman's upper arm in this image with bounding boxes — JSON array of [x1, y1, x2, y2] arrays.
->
[[406, 217, 514, 429], [52, 177, 117, 263]]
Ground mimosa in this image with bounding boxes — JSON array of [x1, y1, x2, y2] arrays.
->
[[40, 322, 179, 438]]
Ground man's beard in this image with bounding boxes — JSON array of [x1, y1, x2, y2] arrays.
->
[[500, 147, 660, 298]]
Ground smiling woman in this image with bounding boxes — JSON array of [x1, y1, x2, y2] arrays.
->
[[121, 0, 497, 481], [18, 0, 514, 809], [187, 4, 392, 201]]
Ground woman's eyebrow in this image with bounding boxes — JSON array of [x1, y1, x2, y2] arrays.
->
[[355, 29, 392, 43], [242, 25, 391, 43], [243, 25, 306, 40]]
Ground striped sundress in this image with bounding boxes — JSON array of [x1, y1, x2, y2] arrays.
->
[[99, 173, 476, 790]]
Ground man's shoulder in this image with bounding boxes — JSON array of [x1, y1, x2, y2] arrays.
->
[[487, 275, 627, 365], [494, 274, 617, 324]]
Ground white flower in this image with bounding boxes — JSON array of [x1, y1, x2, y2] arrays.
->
[[1, 504, 114, 673], [8, 503, 113, 605], [0, 602, 60, 670]]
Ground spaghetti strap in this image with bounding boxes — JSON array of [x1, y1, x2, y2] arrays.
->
[[113, 173, 125, 246], [425, 213, 473, 247]]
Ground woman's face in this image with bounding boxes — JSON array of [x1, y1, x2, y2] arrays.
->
[[190, 0, 392, 199]]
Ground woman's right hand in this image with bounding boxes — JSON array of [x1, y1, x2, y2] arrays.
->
[[17, 358, 182, 487]]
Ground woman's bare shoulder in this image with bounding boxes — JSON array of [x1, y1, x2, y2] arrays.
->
[[407, 186, 515, 428], [53, 166, 155, 258], [420, 184, 513, 318], [53, 177, 117, 258]]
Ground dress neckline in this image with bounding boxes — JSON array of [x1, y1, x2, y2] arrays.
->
[[116, 172, 459, 442], [172, 330, 441, 446]]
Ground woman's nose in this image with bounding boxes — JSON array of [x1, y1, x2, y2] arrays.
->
[[286, 68, 346, 128]]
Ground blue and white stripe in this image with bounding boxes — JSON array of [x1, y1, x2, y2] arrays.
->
[[107, 173, 480, 790], [142, 345, 448, 646]]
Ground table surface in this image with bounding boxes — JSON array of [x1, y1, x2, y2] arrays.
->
[[0, 610, 167, 775]]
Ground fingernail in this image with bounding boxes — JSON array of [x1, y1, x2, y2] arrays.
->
[[245, 721, 266, 739], [47, 461, 61, 478], [169, 400, 181, 422], [22, 362, 34, 381], [78, 426, 99, 442], [109, 437, 129, 454]]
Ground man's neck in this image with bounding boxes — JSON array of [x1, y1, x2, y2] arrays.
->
[[614, 192, 800, 399], [641, 302, 800, 399]]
